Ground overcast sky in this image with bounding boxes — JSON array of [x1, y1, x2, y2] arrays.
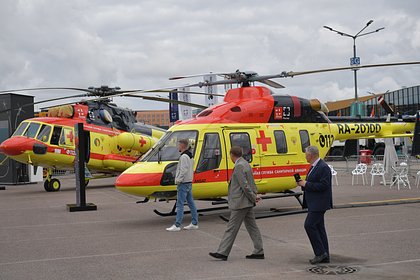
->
[[1, 0, 419, 111]]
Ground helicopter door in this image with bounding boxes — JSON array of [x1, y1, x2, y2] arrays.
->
[[195, 132, 227, 183], [223, 130, 262, 182]]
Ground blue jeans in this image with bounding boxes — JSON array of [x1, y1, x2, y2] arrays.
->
[[175, 183, 198, 227]]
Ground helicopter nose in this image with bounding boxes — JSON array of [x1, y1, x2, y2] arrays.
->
[[0, 137, 34, 156]]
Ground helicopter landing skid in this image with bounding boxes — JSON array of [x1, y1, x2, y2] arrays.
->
[[153, 202, 229, 217]]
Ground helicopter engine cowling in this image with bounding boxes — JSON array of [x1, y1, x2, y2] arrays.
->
[[117, 132, 153, 153]]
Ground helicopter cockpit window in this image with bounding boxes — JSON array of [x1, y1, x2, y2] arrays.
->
[[274, 130, 288, 154], [13, 122, 29, 136], [36, 125, 52, 143], [299, 130, 310, 153], [230, 132, 252, 162], [23, 122, 41, 139], [145, 130, 198, 162], [50, 126, 63, 146], [196, 133, 222, 173]]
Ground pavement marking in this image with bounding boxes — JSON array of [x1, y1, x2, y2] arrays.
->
[[0, 218, 149, 229], [343, 197, 420, 206], [285, 227, 420, 243], [196, 272, 301, 280], [0, 246, 209, 266], [0, 229, 169, 244], [365, 258, 420, 267]]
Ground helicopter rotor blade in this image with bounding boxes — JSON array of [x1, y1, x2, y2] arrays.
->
[[145, 89, 224, 97], [0, 87, 93, 94], [123, 94, 207, 109], [257, 79, 285, 88], [284, 61, 420, 77], [169, 72, 229, 80], [0, 93, 88, 114]]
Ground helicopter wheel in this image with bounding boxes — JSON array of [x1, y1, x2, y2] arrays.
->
[[49, 179, 61, 192], [44, 179, 61, 192], [44, 180, 53, 192]]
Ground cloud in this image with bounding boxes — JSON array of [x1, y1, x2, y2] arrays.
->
[[0, 0, 419, 111]]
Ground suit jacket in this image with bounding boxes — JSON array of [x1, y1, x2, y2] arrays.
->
[[228, 157, 258, 210], [302, 158, 333, 212]]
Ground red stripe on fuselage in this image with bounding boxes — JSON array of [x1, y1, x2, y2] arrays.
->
[[115, 164, 311, 187], [291, 96, 301, 117]]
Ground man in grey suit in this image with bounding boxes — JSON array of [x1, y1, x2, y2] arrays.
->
[[209, 146, 264, 261]]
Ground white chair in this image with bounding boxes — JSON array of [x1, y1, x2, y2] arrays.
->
[[370, 163, 386, 186], [390, 162, 411, 190], [328, 164, 338, 186], [416, 171, 420, 188], [352, 163, 368, 185]]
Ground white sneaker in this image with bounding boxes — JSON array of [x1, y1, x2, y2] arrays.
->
[[183, 223, 199, 230], [166, 225, 181, 232]]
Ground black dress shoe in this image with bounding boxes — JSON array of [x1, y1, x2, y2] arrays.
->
[[246, 254, 265, 259], [209, 252, 228, 261], [320, 256, 330, 263], [309, 252, 328, 264]]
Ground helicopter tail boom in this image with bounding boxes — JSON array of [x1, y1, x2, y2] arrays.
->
[[331, 121, 414, 142]]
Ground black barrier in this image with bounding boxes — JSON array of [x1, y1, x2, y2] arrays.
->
[[66, 123, 97, 212], [411, 112, 420, 156]]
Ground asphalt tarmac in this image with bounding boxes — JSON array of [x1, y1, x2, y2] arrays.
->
[[1, 161, 420, 280]]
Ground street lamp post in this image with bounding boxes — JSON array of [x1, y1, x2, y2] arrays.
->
[[324, 20, 384, 162]]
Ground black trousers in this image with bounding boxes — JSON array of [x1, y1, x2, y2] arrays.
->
[[304, 211, 329, 256]]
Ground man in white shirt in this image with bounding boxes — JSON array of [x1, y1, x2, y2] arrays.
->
[[166, 139, 198, 232]]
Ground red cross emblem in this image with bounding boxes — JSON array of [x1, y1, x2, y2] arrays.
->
[[66, 130, 74, 143], [139, 136, 147, 147], [256, 130, 271, 151]]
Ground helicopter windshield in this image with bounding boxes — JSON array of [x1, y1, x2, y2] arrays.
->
[[142, 130, 198, 162], [23, 122, 41, 138], [13, 122, 29, 136]]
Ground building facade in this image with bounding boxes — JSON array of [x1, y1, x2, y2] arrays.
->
[[364, 85, 420, 116], [327, 85, 420, 117], [136, 110, 170, 128]]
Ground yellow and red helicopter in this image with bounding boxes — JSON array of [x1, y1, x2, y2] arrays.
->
[[0, 86, 212, 192], [113, 62, 420, 216]]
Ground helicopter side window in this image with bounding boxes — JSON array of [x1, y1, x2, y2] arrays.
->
[[23, 122, 41, 139], [36, 125, 52, 143], [147, 130, 198, 162], [230, 133, 252, 162], [12, 122, 29, 136], [196, 133, 222, 173], [50, 126, 63, 145], [299, 130, 310, 152], [59, 127, 75, 146], [274, 130, 288, 154]]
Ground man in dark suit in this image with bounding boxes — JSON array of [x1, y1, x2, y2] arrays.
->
[[209, 146, 264, 261], [297, 145, 333, 264]]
